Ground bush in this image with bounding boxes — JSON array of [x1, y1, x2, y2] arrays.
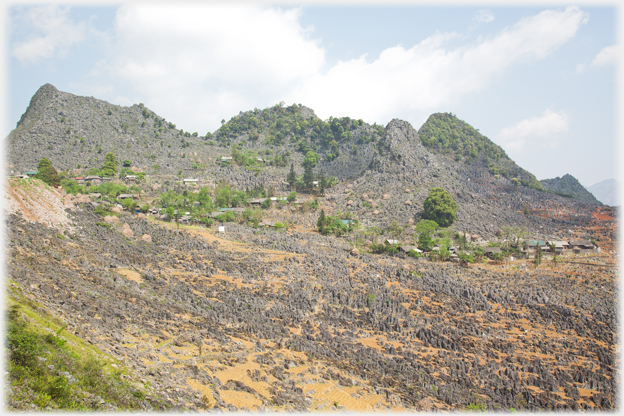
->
[[274, 222, 284, 229], [261, 198, 272, 209], [121, 198, 137, 212]]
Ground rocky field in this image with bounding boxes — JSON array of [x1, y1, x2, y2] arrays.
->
[[5, 179, 619, 411]]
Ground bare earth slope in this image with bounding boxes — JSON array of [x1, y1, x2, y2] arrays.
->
[[6, 179, 618, 411]]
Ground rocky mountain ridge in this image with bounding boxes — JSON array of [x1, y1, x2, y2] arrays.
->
[[540, 174, 601, 205], [6, 84, 602, 240]]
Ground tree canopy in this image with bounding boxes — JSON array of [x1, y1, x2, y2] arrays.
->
[[422, 187, 457, 227], [35, 157, 60, 187], [101, 153, 118, 177]]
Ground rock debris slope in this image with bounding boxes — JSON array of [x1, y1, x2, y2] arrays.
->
[[6, 185, 618, 411]]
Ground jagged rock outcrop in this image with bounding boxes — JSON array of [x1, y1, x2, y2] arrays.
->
[[540, 174, 601, 205]]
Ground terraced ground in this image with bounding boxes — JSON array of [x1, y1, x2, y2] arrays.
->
[[6, 181, 618, 411]]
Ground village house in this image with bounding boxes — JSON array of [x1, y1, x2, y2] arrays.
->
[[124, 175, 137, 182], [569, 240, 596, 254], [118, 193, 140, 200], [25, 171, 38, 178], [84, 175, 101, 184], [483, 246, 502, 259]]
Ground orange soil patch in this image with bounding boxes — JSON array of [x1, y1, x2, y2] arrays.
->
[[116, 268, 143, 284], [219, 390, 263, 409]]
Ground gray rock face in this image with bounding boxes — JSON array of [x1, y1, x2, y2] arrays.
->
[[540, 174, 601, 205], [7, 84, 602, 241]]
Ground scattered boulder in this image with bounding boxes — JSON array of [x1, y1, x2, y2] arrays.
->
[[141, 234, 152, 243], [121, 223, 134, 238], [104, 215, 119, 224], [350, 248, 360, 256], [383, 193, 391, 200]]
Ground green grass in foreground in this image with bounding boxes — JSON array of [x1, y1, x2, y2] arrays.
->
[[5, 293, 170, 411]]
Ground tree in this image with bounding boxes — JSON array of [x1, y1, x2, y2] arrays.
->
[[287, 191, 297, 203], [122, 198, 137, 212], [287, 163, 297, 190], [418, 231, 434, 252], [414, 219, 438, 235], [303, 151, 320, 168], [197, 187, 213, 211], [534, 244, 543, 268], [318, 169, 328, 195], [303, 163, 314, 191], [166, 206, 174, 221], [101, 152, 118, 177], [422, 187, 457, 227], [35, 157, 60, 187], [317, 209, 327, 231]]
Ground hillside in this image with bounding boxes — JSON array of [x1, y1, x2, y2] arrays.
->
[[6, 84, 603, 241], [540, 174, 601, 205], [5, 178, 618, 411], [588, 179, 619, 206], [418, 113, 544, 190]]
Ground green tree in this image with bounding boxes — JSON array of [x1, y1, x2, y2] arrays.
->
[[303, 150, 320, 168], [422, 187, 457, 227], [317, 209, 327, 231], [35, 157, 61, 187], [101, 152, 118, 177], [317, 169, 328, 195], [418, 232, 434, 251], [303, 163, 315, 191], [122, 198, 137, 212], [166, 206, 174, 221], [534, 245, 543, 268], [287, 191, 297, 203], [414, 219, 439, 235], [196, 187, 214, 211], [287, 163, 297, 190]]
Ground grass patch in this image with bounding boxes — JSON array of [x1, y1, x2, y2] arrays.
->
[[6, 290, 171, 411]]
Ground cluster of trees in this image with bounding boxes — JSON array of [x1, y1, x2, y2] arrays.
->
[[286, 162, 337, 194], [316, 209, 357, 236], [214, 102, 384, 161]]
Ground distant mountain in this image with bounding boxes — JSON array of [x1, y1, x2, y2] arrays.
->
[[588, 179, 619, 206], [540, 174, 601, 205]]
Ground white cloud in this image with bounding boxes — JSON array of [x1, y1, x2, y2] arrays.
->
[[83, 5, 587, 133], [497, 109, 570, 152], [473, 9, 494, 24], [591, 44, 618, 67], [11, 5, 86, 65], [286, 6, 588, 124], [96, 4, 324, 133]]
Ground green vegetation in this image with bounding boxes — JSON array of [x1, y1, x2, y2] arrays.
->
[[35, 158, 61, 187], [101, 152, 118, 177], [215, 102, 383, 160], [317, 209, 357, 236], [6, 302, 161, 410], [422, 187, 457, 227], [419, 113, 544, 190]]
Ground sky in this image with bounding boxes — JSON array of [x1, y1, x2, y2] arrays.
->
[[2, 2, 621, 188]]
